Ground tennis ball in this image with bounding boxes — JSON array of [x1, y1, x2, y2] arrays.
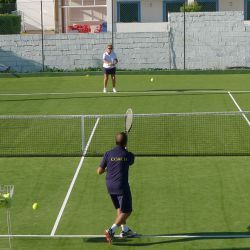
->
[[32, 203, 38, 210], [150, 77, 154, 83], [3, 193, 10, 200], [86, 74, 90, 77]]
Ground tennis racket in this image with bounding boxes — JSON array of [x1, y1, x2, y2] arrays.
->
[[111, 58, 118, 66], [125, 108, 133, 135]]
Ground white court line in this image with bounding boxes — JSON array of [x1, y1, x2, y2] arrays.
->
[[50, 117, 100, 236], [1, 90, 250, 96], [228, 91, 250, 126], [0, 234, 250, 239]]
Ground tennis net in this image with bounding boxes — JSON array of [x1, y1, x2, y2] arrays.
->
[[0, 112, 250, 157]]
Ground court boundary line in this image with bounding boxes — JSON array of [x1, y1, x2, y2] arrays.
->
[[50, 117, 100, 236], [0, 234, 250, 239], [228, 91, 250, 126], [1, 90, 250, 96]]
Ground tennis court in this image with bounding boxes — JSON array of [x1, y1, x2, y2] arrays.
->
[[0, 71, 250, 250]]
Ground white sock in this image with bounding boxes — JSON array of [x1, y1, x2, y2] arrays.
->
[[110, 224, 118, 233], [121, 224, 129, 232]]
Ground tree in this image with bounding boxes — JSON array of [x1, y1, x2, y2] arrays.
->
[[180, 1, 202, 12], [0, 0, 17, 14]]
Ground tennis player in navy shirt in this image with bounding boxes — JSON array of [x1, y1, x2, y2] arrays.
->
[[97, 132, 137, 244]]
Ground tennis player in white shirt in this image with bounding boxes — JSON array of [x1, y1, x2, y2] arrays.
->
[[103, 44, 118, 93]]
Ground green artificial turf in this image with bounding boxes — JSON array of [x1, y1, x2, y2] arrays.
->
[[0, 72, 250, 249], [0, 73, 250, 115], [1, 157, 250, 249]]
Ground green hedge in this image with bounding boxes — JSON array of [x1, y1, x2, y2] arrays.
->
[[0, 14, 21, 34], [0, 0, 16, 14], [180, 1, 202, 12]]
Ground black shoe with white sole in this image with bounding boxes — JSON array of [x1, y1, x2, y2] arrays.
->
[[120, 229, 138, 238]]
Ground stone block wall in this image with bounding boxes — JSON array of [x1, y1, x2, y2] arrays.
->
[[0, 11, 249, 72]]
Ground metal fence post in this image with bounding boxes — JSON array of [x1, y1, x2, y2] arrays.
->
[[112, 0, 114, 48], [184, 0, 186, 70], [41, 0, 45, 72]]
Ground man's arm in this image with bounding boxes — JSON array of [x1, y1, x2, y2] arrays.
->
[[103, 59, 112, 66], [97, 152, 108, 175], [129, 152, 135, 166], [96, 167, 105, 175]]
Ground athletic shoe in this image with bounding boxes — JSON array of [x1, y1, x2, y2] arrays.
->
[[104, 228, 114, 244], [120, 229, 137, 238], [112, 88, 117, 93], [103, 88, 107, 93]]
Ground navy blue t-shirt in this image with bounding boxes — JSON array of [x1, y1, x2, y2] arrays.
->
[[100, 146, 135, 195]]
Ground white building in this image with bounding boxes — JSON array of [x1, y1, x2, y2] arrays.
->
[[109, 0, 250, 32], [16, 0, 107, 33], [16, 0, 250, 33], [17, 0, 56, 32]]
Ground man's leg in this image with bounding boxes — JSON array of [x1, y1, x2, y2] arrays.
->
[[115, 210, 133, 235], [105, 209, 130, 241], [115, 208, 123, 223], [115, 208, 128, 225], [117, 209, 129, 234], [105, 193, 135, 243], [114, 209, 131, 226], [112, 75, 117, 92], [117, 192, 137, 237], [108, 209, 129, 234], [112, 75, 116, 87], [103, 74, 108, 92], [104, 196, 120, 243]]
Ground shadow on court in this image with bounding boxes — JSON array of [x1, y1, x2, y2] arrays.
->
[[83, 232, 250, 247], [129, 88, 224, 92], [82, 237, 108, 244], [112, 237, 194, 247], [0, 48, 42, 74], [0, 89, 228, 103], [201, 248, 250, 250], [2, 70, 250, 77]]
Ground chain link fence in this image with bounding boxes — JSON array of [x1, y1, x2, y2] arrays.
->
[[0, 0, 108, 72], [0, 0, 250, 72]]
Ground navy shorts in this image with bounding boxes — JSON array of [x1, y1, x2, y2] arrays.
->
[[103, 67, 116, 75], [110, 191, 132, 213]]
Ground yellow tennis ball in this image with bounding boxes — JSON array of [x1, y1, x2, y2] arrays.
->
[[150, 77, 154, 82], [32, 203, 38, 210], [3, 193, 10, 199], [86, 74, 89, 77]]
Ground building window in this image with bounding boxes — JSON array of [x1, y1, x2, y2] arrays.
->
[[196, 0, 218, 12], [245, 0, 250, 20], [117, 1, 141, 22], [163, 0, 185, 22]]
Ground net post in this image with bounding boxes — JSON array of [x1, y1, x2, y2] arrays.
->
[[0, 185, 14, 250], [81, 116, 85, 155]]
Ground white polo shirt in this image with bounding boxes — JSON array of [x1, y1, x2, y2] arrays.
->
[[103, 51, 118, 69]]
